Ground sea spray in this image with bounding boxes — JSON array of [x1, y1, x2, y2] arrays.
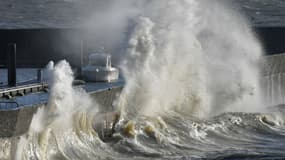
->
[[29, 60, 95, 132], [119, 15, 210, 118], [197, 0, 264, 115], [16, 60, 100, 160], [117, 0, 264, 118]]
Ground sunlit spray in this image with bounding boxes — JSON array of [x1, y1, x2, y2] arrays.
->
[[116, 0, 264, 118], [16, 60, 99, 160]]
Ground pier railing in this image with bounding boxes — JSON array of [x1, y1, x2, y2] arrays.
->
[[0, 82, 48, 99]]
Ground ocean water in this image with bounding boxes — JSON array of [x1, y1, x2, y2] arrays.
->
[[0, 0, 285, 29], [15, 106, 285, 160], [1, 0, 285, 160]]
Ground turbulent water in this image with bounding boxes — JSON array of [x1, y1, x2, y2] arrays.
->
[[1, 0, 285, 159], [17, 105, 285, 160]]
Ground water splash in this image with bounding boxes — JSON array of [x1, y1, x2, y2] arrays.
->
[[117, 0, 264, 118], [16, 60, 100, 160], [0, 138, 11, 160]]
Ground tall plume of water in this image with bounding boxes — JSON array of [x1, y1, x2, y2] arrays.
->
[[48, 60, 94, 119], [196, 0, 264, 115], [16, 60, 98, 160], [114, 0, 264, 118], [33, 60, 95, 131]]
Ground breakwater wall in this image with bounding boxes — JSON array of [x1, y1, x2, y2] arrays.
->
[[263, 53, 285, 106]]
